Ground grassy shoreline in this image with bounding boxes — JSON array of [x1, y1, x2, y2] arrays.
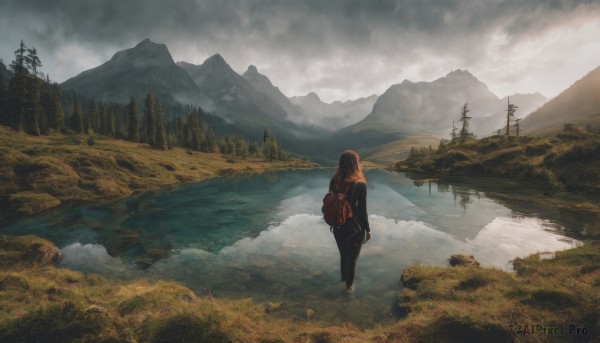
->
[[1, 125, 599, 341], [0, 125, 317, 219]]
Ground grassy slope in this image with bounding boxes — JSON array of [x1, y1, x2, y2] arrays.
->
[[391, 126, 600, 196], [363, 135, 441, 165], [0, 125, 316, 217], [1, 236, 598, 342]]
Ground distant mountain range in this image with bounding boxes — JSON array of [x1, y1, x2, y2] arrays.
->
[[50, 38, 600, 162], [289, 92, 378, 130], [522, 66, 600, 133], [344, 70, 546, 138]]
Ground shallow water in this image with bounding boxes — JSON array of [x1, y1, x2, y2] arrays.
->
[[0, 169, 580, 327]]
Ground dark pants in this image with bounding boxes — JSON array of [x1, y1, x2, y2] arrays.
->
[[333, 223, 364, 286]]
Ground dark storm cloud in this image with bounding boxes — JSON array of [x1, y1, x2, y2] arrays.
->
[[1, 0, 599, 101]]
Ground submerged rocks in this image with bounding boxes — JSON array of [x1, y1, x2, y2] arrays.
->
[[0, 235, 62, 267]]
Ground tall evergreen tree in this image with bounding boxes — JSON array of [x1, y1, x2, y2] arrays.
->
[[69, 102, 84, 134], [144, 91, 155, 147], [127, 97, 139, 142], [24, 75, 41, 135], [7, 41, 29, 132], [154, 99, 168, 150], [48, 84, 64, 131], [205, 128, 218, 153], [505, 96, 518, 136], [26, 47, 42, 78], [88, 103, 99, 133], [108, 110, 116, 137], [458, 103, 473, 144], [12, 40, 27, 72]]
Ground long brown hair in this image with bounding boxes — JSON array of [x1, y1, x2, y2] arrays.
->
[[333, 150, 366, 186]]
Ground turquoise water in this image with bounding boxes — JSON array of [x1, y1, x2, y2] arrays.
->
[[0, 169, 580, 327]]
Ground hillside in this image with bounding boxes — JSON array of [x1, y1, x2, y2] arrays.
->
[[61, 39, 200, 105], [0, 126, 315, 218], [522, 65, 600, 133], [391, 125, 600, 195], [363, 135, 440, 164]]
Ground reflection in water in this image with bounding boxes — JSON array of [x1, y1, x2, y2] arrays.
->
[[0, 169, 582, 327]]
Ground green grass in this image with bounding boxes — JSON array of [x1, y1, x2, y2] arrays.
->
[[392, 126, 600, 195], [0, 233, 598, 342], [0, 125, 317, 217]]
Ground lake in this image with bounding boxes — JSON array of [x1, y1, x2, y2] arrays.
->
[[0, 168, 580, 327]]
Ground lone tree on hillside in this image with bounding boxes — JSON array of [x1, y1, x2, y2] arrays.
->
[[458, 103, 474, 143], [505, 96, 518, 136]]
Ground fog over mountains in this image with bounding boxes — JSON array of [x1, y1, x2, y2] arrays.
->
[[56, 38, 600, 161], [290, 92, 378, 131], [345, 70, 546, 138]]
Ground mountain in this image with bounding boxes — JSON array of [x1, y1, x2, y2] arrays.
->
[[242, 65, 306, 124], [344, 70, 547, 138], [177, 56, 292, 134], [290, 92, 378, 130], [521, 66, 600, 133], [61, 39, 200, 105], [177, 56, 330, 156]]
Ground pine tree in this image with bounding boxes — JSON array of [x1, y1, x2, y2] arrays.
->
[[48, 85, 64, 132], [144, 91, 155, 147], [458, 103, 473, 144], [108, 110, 116, 137], [7, 40, 29, 132], [24, 75, 41, 135], [450, 121, 457, 142], [505, 96, 518, 136], [514, 118, 521, 137], [69, 102, 84, 134], [88, 103, 99, 133], [154, 99, 168, 150], [205, 128, 218, 153], [127, 97, 139, 142], [26, 47, 42, 78]]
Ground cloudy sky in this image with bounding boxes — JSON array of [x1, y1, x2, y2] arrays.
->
[[1, 0, 599, 103]]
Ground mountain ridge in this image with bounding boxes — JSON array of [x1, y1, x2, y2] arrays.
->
[[60, 38, 200, 105], [521, 65, 600, 133]]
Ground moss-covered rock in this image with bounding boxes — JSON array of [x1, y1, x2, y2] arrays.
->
[[449, 254, 480, 267], [0, 235, 62, 267]]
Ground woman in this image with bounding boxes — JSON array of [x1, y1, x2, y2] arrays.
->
[[329, 150, 371, 291]]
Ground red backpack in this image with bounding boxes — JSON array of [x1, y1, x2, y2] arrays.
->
[[322, 181, 355, 227]]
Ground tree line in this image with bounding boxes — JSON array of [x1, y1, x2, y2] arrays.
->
[[0, 40, 287, 161]]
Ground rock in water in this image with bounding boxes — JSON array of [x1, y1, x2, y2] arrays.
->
[[449, 254, 480, 267]]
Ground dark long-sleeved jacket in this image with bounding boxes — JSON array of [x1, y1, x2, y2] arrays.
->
[[329, 179, 370, 233]]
